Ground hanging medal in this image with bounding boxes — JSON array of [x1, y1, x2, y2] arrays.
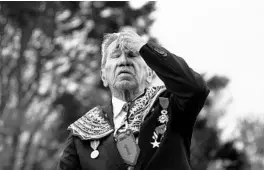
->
[[90, 140, 100, 159], [115, 114, 140, 166], [151, 131, 160, 148], [150, 97, 169, 148], [116, 128, 140, 166]]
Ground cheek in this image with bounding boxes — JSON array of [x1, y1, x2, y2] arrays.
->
[[104, 66, 110, 73], [136, 68, 148, 82], [104, 66, 116, 80], [104, 63, 113, 73]]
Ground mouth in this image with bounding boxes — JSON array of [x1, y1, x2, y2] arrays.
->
[[118, 71, 132, 76], [117, 66, 134, 76], [118, 70, 132, 75]]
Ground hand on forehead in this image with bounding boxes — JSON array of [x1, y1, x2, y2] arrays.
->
[[117, 30, 139, 52]]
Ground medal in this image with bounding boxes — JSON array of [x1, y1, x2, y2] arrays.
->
[[90, 140, 100, 159], [91, 150, 99, 159], [150, 97, 170, 148], [116, 129, 140, 166], [151, 132, 160, 148], [151, 139, 160, 148], [158, 97, 169, 125], [159, 97, 169, 109], [155, 124, 167, 135]]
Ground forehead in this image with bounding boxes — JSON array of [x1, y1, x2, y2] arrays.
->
[[106, 39, 119, 55]]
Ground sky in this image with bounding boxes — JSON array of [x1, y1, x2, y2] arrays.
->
[[132, 0, 264, 138], [150, 1, 264, 115]]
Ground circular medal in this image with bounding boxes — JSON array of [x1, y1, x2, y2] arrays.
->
[[161, 110, 168, 115], [90, 150, 99, 159]]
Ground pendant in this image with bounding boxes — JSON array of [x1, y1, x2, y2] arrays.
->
[[116, 129, 140, 166], [90, 140, 100, 159], [91, 150, 99, 159]]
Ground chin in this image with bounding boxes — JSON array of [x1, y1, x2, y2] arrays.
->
[[115, 80, 137, 90]]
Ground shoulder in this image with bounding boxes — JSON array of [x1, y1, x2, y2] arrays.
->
[[67, 106, 114, 140]]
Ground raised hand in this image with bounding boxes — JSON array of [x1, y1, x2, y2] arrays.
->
[[118, 30, 147, 53]]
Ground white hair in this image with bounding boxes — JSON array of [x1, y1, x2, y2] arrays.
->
[[101, 33, 120, 69]]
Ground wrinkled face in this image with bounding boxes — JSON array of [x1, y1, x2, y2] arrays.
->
[[101, 39, 152, 92]]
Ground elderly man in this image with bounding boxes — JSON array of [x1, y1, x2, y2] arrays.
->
[[57, 31, 210, 170]]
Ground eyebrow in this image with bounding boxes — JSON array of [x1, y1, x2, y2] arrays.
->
[[111, 42, 121, 52], [111, 48, 120, 54]]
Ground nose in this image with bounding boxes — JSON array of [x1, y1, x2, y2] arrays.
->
[[117, 51, 134, 67], [119, 52, 129, 63]]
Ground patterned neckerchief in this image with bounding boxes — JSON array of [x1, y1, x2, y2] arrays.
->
[[68, 86, 166, 140]]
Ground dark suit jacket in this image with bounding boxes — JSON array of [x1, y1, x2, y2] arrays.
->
[[57, 41, 210, 170]]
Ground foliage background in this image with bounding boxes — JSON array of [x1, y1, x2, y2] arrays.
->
[[0, 2, 263, 170]]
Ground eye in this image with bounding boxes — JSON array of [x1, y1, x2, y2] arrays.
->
[[111, 52, 121, 58], [128, 51, 137, 58]]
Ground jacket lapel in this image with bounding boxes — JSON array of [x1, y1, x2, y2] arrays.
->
[[135, 105, 161, 170]]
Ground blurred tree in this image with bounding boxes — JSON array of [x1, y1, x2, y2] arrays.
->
[[0, 1, 156, 170], [191, 75, 250, 170], [235, 117, 264, 169], [213, 141, 250, 170]]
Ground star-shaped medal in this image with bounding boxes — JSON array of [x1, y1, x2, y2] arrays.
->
[[151, 140, 160, 148]]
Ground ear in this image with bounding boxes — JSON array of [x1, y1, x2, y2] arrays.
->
[[100, 69, 108, 87], [146, 67, 153, 85]]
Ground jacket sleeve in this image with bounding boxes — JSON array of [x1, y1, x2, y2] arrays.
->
[[57, 134, 81, 170], [139, 41, 210, 119]]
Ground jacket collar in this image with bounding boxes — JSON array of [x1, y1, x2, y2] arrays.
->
[[68, 86, 166, 140], [67, 106, 114, 140]]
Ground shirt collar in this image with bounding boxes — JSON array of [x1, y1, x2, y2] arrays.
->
[[112, 96, 126, 118], [111, 89, 147, 118]]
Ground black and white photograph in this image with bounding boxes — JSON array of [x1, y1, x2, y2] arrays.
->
[[0, 1, 263, 170]]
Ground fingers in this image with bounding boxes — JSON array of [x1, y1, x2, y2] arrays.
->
[[118, 30, 142, 52], [119, 33, 136, 45], [118, 34, 132, 51], [120, 30, 139, 40], [121, 38, 134, 52]]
